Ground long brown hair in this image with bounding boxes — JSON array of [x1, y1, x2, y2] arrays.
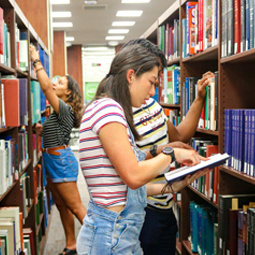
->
[[66, 75, 84, 128], [91, 44, 160, 140]]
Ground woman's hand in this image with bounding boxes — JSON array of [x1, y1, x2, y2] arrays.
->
[[173, 148, 206, 166], [34, 123, 43, 136], [171, 168, 212, 193], [29, 45, 40, 62], [197, 71, 215, 100]]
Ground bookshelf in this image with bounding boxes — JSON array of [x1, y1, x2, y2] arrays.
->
[[0, 0, 51, 254], [141, 0, 255, 254]]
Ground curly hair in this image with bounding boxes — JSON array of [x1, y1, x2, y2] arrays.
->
[[65, 75, 84, 128]]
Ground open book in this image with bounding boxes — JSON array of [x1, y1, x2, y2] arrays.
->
[[164, 153, 230, 184]]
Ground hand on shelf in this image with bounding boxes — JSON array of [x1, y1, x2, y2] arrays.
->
[[196, 71, 215, 100], [29, 45, 40, 62]]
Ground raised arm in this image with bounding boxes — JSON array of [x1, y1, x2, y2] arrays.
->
[[99, 122, 204, 190], [29, 45, 60, 113], [166, 71, 215, 143]]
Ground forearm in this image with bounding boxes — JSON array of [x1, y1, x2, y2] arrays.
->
[[34, 62, 52, 92], [175, 96, 205, 142], [146, 183, 171, 196]]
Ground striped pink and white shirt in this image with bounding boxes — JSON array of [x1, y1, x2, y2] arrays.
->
[[79, 98, 132, 208]]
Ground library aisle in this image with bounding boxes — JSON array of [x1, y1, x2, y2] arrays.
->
[[43, 152, 90, 255]]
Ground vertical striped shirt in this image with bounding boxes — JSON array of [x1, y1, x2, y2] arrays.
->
[[79, 98, 132, 208], [133, 98, 174, 210]]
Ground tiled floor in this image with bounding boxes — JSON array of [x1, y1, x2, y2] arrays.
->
[[43, 152, 90, 255]]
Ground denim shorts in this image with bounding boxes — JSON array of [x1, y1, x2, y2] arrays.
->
[[42, 147, 79, 183]]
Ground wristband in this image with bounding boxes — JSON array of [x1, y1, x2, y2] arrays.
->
[[33, 59, 41, 67]]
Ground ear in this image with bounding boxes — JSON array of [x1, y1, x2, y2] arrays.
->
[[126, 69, 135, 85], [65, 89, 72, 96]]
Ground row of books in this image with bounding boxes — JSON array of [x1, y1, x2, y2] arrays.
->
[[224, 109, 255, 176], [189, 201, 218, 254], [160, 65, 181, 105], [0, 76, 47, 129], [0, 129, 28, 196], [190, 137, 219, 203], [183, 0, 218, 58], [158, 19, 180, 61], [218, 193, 255, 255], [221, 0, 255, 58], [163, 108, 181, 127], [182, 71, 219, 131], [0, 8, 11, 67], [0, 206, 38, 255]]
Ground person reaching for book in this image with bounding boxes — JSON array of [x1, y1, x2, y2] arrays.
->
[[121, 38, 215, 255], [30, 45, 87, 255], [77, 44, 209, 255]]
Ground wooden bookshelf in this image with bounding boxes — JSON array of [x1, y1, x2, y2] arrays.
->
[[0, 1, 51, 254], [141, 0, 255, 254]]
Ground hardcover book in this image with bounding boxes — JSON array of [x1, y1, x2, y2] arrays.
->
[[164, 153, 230, 184]]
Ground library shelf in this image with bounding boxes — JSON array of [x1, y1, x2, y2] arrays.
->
[[183, 240, 197, 255], [36, 213, 44, 236], [19, 159, 32, 177], [0, 126, 17, 132], [160, 102, 180, 109], [182, 45, 218, 63], [196, 128, 219, 136], [187, 186, 218, 209], [220, 166, 255, 186], [0, 63, 15, 74], [220, 48, 255, 64], [16, 68, 28, 77], [168, 56, 180, 66], [0, 181, 17, 202]]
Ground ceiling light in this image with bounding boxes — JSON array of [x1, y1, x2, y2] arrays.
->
[[66, 36, 74, 41], [52, 22, 73, 27], [108, 41, 119, 46], [83, 47, 110, 51], [105, 36, 125, 40], [51, 0, 70, 4], [122, 0, 150, 3], [108, 29, 129, 34], [52, 12, 72, 18], [116, 10, 143, 17], [112, 21, 135, 26], [84, 0, 98, 4]]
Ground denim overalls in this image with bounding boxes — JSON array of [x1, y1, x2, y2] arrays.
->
[[77, 130, 147, 255]]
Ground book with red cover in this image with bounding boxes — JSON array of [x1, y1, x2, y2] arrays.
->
[[228, 209, 241, 255], [206, 145, 219, 202], [2, 78, 20, 127], [234, 0, 241, 54], [23, 228, 35, 255], [0, 7, 3, 56]]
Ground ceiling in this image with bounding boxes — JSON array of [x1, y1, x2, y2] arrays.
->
[[52, 0, 174, 47]]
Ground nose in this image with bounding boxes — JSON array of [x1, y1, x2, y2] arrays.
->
[[149, 85, 155, 97]]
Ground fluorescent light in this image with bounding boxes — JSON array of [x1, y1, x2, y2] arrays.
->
[[83, 47, 110, 51], [66, 36, 74, 41], [52, 12, 72, 18], [108, 29, 129, 34], [51, 0, 70, 4], [122, 0, 150, 3], [84, 0, 97, 4], [105, 36, 125, 40], [108, 41, 119, 46], [112, 21, 135, 26], [52, 22, 73, 27], [116, 10, 143, 17]]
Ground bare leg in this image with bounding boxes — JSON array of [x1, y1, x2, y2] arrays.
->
[[47, 178, 77, 250], [54, 181, 87, 224]]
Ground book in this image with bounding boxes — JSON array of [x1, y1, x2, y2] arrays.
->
[[0, 218, 15, 255], [0, 206, 21, 254], [164, 153, 230, 185], [218, 194, 255, 255], [2, 78, 20, 127]]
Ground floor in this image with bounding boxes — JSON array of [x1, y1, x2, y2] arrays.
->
[[43, 151, 90, 255]]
